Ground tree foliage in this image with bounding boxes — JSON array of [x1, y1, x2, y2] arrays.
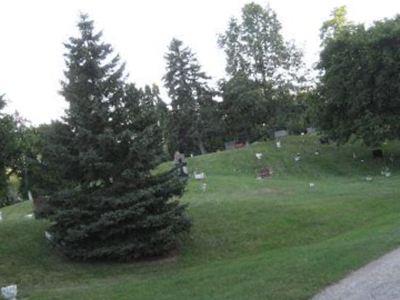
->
[[218, 2, 307, 141], [218, 2, 304, 90], [163, 38, 223, 155], [48, 15, 191, 261], [317, 14, 400, 147], [320, 6, 351, 45], [0, 95, 20, 201]]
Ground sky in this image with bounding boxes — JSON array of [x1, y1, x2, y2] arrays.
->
[[1, 0, 400, 125]]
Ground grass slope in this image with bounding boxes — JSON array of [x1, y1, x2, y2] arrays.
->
[[1, 136, 400, 299]]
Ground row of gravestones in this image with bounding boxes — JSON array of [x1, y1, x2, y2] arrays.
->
[[224, 128, 317, 150]]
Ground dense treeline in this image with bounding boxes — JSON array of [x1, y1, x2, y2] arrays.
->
[[0, 2, 399, 260]]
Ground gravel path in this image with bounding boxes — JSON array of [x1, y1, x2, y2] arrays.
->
[[312, 247, 400, 300]]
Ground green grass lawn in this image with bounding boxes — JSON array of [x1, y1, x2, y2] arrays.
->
[[1, 136, 400, 299]]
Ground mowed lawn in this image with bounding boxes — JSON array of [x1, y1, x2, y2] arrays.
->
[[1, 136, 400, 299]]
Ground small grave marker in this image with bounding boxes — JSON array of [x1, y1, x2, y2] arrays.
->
[[306, 127, 316, 134], [28, 191, 33, 202], [258, 167, 272, 179], [194, 172, 206, 180], [174, 151, 189, 177], [1, 284, 17, 300], [274, 130, 288, 139], [45, 231, 53, 242], [381, 167, 391, 178], [255, 153, 263, 160]]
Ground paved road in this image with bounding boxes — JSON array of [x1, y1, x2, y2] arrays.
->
[[312, 247, 400, 300]]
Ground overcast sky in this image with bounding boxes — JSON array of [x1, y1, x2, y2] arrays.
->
[[1, 0, 399, 125]]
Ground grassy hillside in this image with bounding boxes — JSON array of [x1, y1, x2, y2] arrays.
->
[[1, 136, 400, 299]]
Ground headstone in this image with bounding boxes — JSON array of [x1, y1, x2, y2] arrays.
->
[[255, 153, 263, 160], [365, 176, 373, 182], [258, 167, 272, 178], [276, 140, 281, 148], [24, 213, 34, 219], [314, 151, 320, 156], [194, 172, 206, 180], [309, 182, 315, 188], [174, 151, 189, 177], [274, 130, 288, 139], [0, 212, 2, 221], [381, 167, 391, 178], [294, 153, 301, 162], [306, 127, 316, 134], [44, 231, 53, 242], [1, 284, 17, 300], [234, 142, 246, 149], [224, 140, 236, 150], [28, 191, 33, 202]]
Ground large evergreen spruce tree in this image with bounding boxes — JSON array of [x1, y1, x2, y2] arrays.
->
[[48, 15, 191, 261]]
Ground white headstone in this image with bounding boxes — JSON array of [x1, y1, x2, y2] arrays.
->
[[45, 231, 53, 242], [365, 176, 373, 182], [276, 141, 281, 148], [25, 213, 34, 219], [381, 168, 391, 178], [28, 191, 33, 202], [1, 284, 17, 300], [255, 153, 263, 160], [309, 182, 315, 188], [194, 172, 206, 180], [182, 166, 189, 176]]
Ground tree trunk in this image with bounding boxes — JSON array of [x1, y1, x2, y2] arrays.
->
[[198, 140, 207, 155]]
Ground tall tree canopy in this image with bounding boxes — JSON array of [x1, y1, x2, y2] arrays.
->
[[320, 6, 351, 45], [48, 15, 190, 261], [218, 2, 304, 90], [163, 38, 223, 155], [317, 13, 400, 147], [0, 95, 20, 201], [218, 2, 306, 142]]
